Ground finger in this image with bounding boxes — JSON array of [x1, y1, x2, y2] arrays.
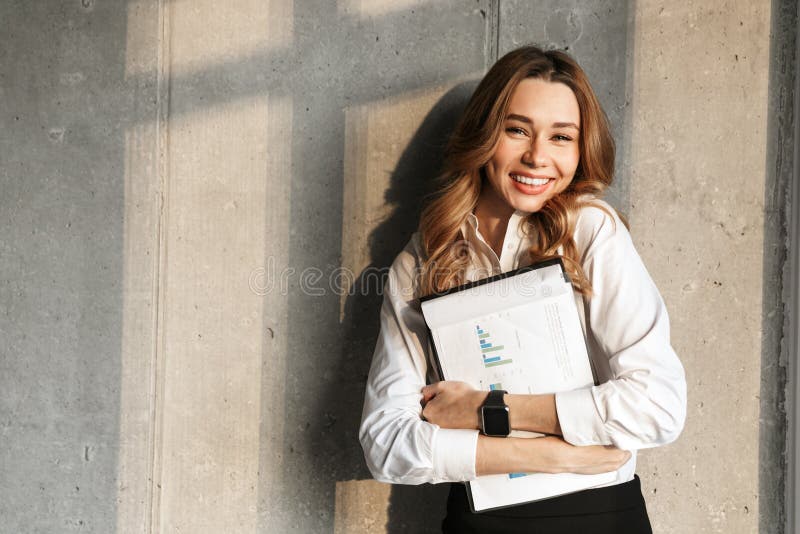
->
[[421, 403, 435, 423], [421, 383, 439, 402]]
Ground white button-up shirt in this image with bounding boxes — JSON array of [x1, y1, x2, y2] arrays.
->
[[359, 199, 687, 485]]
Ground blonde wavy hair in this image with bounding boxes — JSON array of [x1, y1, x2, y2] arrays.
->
[[418, 46, 616, 297]]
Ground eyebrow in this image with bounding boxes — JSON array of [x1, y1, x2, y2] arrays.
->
[[506, 114, 580, 130]]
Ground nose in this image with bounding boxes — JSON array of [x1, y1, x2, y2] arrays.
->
[[522, 137, 548, 167]]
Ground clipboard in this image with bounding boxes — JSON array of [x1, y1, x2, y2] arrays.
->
[[419, 258, 617, 512]]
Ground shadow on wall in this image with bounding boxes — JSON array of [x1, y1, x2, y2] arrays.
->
[[331, 81, 478, 532]]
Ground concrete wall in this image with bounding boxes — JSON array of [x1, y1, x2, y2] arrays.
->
[[628, 3, 771, 533], [0, 1, 788, 533]]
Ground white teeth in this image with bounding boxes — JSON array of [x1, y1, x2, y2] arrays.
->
[[512, 174, 550, 186]]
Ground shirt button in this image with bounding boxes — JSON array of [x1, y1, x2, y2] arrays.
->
[[506, 243, 514, 250]]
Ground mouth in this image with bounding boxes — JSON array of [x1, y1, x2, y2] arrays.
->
[[510, 173, 554, 194]]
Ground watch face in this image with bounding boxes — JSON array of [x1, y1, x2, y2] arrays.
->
[[481, 405, 510, 436]]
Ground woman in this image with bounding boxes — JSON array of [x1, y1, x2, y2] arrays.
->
[[359, 45, 686, 533]]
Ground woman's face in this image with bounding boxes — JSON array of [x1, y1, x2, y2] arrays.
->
[[482, 78, 581, 215]]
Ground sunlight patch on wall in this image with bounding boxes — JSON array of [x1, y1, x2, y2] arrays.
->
[[168, 0, 293, 73], [125, 0, 159, 77], [118, 2, 163, 530], [627, 2, 771, 532], [333, 479, 391, 534], [340, 84, 454, 320], [337, 0, 429, 18], [156, 93, 274, 534], [117, 123, 161, 534], [255, 94, 294, 529]]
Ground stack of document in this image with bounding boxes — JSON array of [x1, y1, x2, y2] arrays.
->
[[419, 259, 617, 512]]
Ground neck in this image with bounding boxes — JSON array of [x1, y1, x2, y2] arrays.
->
[[474, 189, 515, 258]]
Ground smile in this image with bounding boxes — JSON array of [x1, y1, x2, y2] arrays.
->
[[511, 174, 551, 186]]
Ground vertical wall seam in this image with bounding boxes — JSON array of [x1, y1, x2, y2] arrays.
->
[[763, 0, 798, 533], [787, 2, 800, 531], [619, 0, 636, 216], [147, 0, 171, 532], [485, 0, 500, 69]]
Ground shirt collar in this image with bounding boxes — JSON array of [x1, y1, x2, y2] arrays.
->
[[464, 209, 529, 236]]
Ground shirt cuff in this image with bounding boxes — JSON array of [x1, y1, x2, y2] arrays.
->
[[555, 387, 610, 446], [432, 428, 479, 482]]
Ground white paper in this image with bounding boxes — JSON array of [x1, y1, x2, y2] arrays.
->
[[421, 264, 618, 511], [422, 263, 566, 331]]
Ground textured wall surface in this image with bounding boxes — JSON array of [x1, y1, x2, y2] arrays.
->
[[627, 2, 772, 533], [1, 2, 145, 532], [0, 1, 785, 533]]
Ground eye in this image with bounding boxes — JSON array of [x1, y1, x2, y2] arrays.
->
[[552, 134, 574, 142], [506, 126, 528, 136]]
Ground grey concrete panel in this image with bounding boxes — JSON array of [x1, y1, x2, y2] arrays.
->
[[625, 2, 770, 532], [0, 1, 142, 531], [498, 0, 632, 212], [761, 0, 798, 532]]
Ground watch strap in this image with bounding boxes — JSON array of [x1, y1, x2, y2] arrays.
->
[[483, 389, 507, 407]]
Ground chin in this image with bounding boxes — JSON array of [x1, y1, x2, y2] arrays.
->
[[509, 196, 548, 214]]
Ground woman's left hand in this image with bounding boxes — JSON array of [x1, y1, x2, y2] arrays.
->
[[421, 381, 487, 430]]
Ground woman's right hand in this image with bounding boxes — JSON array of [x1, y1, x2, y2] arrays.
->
[[536, 436, 630, 475]]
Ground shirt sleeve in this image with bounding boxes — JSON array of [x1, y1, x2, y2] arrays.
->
[[359, 242, 479, 484], [555, 204, 687, 451]]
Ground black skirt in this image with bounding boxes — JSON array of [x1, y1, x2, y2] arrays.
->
[[441, 475, 652, 534]]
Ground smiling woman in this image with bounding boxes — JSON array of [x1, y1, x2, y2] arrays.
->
[[359, 46, 686, 533], [414, 46, 616, 298], [478, 78, 581, 251]]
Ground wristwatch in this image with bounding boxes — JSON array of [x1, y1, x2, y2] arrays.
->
[[479, 389, 510, 437]]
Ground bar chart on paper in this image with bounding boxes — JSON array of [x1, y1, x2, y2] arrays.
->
[[476, 324, 513, 368], [434, 297, 589, 399], [448, 310, 545, 395]]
